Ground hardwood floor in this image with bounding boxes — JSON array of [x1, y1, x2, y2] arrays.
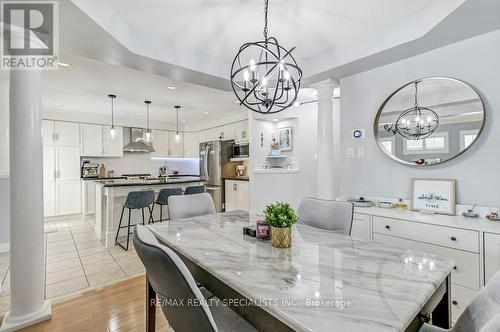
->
[[4, 275, 168, 332]]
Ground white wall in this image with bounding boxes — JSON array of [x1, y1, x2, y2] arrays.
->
[[249, 103, 318, 213], [339, 29, 500, 206]]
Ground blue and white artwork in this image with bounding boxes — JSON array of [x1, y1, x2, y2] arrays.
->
[[412, 179, 456, 215]]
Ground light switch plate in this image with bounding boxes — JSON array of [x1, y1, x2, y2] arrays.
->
[[346, 147, 354, 158], [357, 147, 365, 158]]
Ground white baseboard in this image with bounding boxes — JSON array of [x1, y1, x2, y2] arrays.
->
[[0, 243, 9, 253], [0, 300, 52, 331]]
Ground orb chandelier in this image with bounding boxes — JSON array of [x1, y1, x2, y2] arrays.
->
[[230, 0, 302, 114], [384, 81, 439, 140]]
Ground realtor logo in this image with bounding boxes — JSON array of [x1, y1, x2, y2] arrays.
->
[[1, 1, 59, 70]]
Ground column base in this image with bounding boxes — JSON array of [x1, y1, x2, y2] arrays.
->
[[0, 300, 52, 331]]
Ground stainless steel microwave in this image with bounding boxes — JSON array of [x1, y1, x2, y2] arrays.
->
[[233, 143, 249, 158]]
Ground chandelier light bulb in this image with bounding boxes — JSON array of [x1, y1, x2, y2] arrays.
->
[[427, 116, 433, 123], [249, 59, 256, 71], [283, 71, 290, 81], [261, 77, 267, 86], [243, 69, 250, 81], [415, 116, 421, 122]]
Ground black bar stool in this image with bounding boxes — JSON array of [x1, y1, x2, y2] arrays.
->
[[151, 188, 182, 223], [115, 190, 155, 251], [184, 185, 205, 195]]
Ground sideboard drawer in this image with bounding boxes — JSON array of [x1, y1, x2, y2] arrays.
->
[[373, 216, 479, 253], [373, 233, 480, 290], [451, 284, 476, 322]]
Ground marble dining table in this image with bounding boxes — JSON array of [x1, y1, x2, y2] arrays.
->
[[146, 211, 454, 332]]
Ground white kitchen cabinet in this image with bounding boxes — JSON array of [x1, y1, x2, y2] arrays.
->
[[56, 180, 81, 215], [168, 132, 184, 157], [81, 123, 104, 156], [43, 120, 80, 146], [43, 145, 81, 217], [183, 132, 199, 157], [103, 125, 123, 157], [43, 179, 56, 217], [42, 120, 55, 145], [223, 123, 238, 141], [55, 121, 80, 145], [235, 121, 249, 141], [56, 146, 80, 180], [43, 145, 56, 217], [224, 180, 249, 212], [43, 146, 56, 181], [485, 232, 500, 284], [152, 130, 169, 157], [351, 213, 371, 241], [83, 180, 96, 214]]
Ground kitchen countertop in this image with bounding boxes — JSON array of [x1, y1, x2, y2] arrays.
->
[[222, 176, 249, 181], [148, 211, 454, 332], [96, 177, 202, 187]]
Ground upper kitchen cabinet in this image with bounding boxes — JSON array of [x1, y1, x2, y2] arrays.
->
[[103, 125, 123, 157], [235, 120, 249, 141], [42, 120, 55, 145], [222, 124, 238, 141], [168, 132, 184, 157], [81, 123, 104, 156], [152, 130, 169, 157], [183, 132, 199, 157], [81, 123, 123, 157], [43, 120, 80, 146]]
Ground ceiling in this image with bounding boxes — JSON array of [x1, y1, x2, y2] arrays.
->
[[104, 0, 458, 62], [69, 0, 476, 82], [40, 54, 245, 124]]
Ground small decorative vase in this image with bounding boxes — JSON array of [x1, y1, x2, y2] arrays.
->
[[271, 226, 292, 248]]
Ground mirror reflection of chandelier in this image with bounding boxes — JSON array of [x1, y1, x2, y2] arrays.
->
[[230, 0, 302, 114], [385, 81, 439, 140]]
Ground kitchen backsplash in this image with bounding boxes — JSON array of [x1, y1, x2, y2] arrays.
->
[[84, 153, 199, 177]]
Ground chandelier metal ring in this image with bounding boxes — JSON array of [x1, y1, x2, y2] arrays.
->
[[230, 0, 302, 114]]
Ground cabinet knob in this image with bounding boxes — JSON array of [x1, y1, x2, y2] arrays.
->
[[385, 225, 390, 230], [452, 300, 458, 305], [450, 236, 457, 241], [453, 266, 457, 270]]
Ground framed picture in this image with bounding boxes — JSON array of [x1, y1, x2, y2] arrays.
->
[[277, 127, 293, 151], [411, 178, 456, 215]]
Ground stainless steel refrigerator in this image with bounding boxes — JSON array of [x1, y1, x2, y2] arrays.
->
[[199, 140, 233, 212]]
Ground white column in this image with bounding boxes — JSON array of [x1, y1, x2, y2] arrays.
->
[[1, 70, 51, 331], [312, 80, 339, 200]]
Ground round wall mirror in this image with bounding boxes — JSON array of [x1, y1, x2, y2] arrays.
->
[[374, 77, 485, 166]]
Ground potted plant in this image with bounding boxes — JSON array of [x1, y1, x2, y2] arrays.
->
[[264, 202, 298, 248]]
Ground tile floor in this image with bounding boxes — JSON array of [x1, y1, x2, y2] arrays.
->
[[0, 214, 145, 315]]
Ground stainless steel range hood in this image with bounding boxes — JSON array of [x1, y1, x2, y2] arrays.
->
[[123, 127, 155, 153]]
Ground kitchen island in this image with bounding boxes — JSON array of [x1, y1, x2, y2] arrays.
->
[[94, 177, 204, 248]]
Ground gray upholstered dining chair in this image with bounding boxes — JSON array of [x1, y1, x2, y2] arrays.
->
[[168, 192, 216, 220], [133, 225, 257, 332], [419, 271, 500, 332], [297, 197, 354, 235]]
